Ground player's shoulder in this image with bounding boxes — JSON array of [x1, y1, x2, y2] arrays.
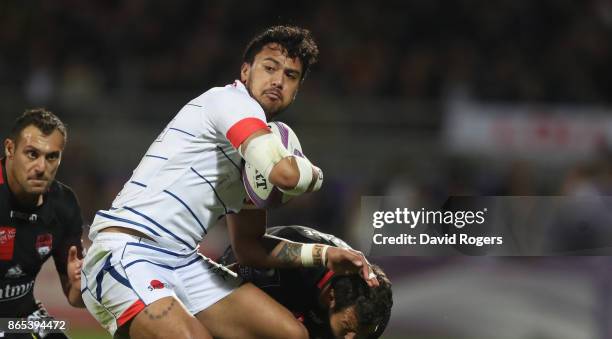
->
[[48, 180, 80, 209], [192, 81, 262, 112], [48, 180, 83, 227]]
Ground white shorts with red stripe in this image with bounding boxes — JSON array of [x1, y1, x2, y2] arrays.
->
[[81, 232, 240, 335]]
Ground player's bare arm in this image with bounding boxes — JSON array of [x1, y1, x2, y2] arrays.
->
[[227, 209, 379, 287], [265, 234, 379, 287]]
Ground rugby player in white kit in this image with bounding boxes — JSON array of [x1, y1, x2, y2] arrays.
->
[[81, 26, 377, 339]]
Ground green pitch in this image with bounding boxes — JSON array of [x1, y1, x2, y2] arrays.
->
[[68, 329, 111, 339]]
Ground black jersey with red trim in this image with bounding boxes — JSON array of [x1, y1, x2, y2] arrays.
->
[[0, 158, 83, 317], [218, 225, 352, 339]]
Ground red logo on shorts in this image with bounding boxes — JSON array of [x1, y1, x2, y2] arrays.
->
[[148, 279, 168, 291]]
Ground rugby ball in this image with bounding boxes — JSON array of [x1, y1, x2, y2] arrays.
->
[[242, 121, 304, 208]]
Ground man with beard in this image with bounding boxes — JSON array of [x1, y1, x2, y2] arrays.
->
[[1, 109, 84, 338]]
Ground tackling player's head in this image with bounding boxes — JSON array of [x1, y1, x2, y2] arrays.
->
[[327, 264, 393, 339], [241, 25, 319, 119], [3, 108, 67, 204]]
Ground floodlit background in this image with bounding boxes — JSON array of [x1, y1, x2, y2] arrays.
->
[[2, 1, 612, 338]]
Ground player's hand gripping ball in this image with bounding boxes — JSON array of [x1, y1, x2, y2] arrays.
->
[[242, 121, 305, 208]]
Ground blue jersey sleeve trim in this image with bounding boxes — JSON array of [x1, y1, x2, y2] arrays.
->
[[129, 181, 147, 187], [169, 127, 196, 138], [144, 154, 169, 160]]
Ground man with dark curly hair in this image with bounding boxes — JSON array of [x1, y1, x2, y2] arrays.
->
[[82, 25, 378, 339], [219, 226, 393, 339]]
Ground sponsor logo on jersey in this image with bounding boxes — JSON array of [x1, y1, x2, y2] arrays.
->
[[9, 210, 38, 222], [0, 280, 35, 301], [4, 264, 26, 279], [35, 233, 53, 258], [0, 226, 16, 261], [147, 279, 169, 291]]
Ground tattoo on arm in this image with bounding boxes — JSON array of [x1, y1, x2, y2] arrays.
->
[[275, 242, 302, 265], [261, 235, 283, 253]]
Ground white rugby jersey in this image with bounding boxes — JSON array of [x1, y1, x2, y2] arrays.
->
[[89, 81, 268, 251]]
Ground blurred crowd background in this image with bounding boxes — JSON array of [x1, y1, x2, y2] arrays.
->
[[2, 1, 612, 338], [2, 1, 612, 101]]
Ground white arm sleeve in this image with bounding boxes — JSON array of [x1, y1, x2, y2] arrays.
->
[[278, 156, 323, 196], [239, 133, 290, 179], [240, 133, 323, 194]]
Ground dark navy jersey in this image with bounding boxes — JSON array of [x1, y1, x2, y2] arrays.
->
[[0, 158, 83, 317], [219, 225, 351, 339]]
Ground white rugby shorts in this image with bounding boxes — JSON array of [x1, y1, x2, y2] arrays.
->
[[81, 232, 240, 335]]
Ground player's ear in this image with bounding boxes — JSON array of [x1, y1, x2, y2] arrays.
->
[[4, 138, 14, 158], [240, 62, 251, 83]]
